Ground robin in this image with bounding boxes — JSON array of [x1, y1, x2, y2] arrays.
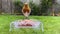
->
[[22, 3, 31, 19]]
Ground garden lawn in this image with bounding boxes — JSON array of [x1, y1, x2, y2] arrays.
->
[[0, 15, 60, 34]]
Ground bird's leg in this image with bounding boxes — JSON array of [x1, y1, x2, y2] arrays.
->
[[25, 16, 29, 20]]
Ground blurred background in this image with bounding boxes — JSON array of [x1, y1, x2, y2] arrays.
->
[[0, 0, 60, 34], [0, 0, 60, 16]]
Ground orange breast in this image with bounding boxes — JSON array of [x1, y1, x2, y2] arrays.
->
[[23, 8, 30, 13]]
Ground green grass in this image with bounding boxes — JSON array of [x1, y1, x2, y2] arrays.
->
[[0, 15, 60, 34]]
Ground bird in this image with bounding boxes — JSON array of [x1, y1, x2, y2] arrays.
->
[[22, 3, 31, 19]]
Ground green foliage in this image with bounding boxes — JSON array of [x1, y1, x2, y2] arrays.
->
[[14, 1, 40, 15], [13, 0, 52, 15], [14, 1, 23, 14], [29, 2, 40, 15], [40, 0, 52, 15]]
